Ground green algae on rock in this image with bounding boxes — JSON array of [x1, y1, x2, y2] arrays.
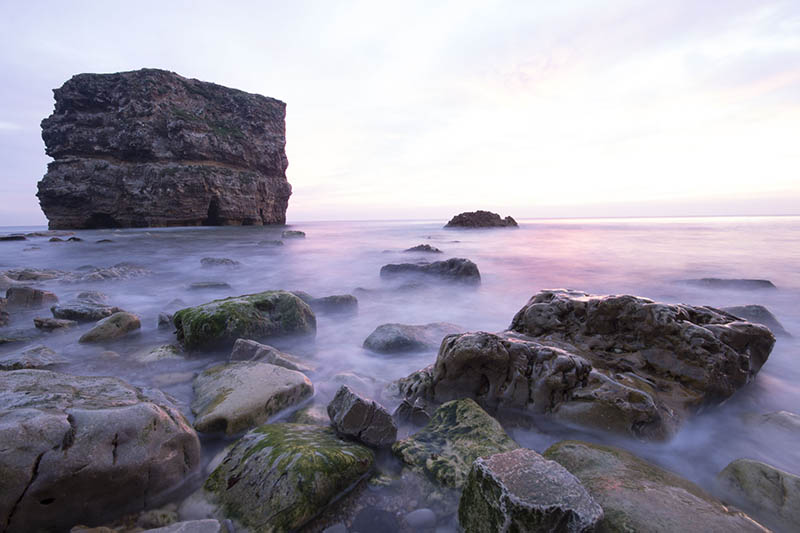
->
[[392, 398, 518, 488], [544, 440, 768, 532], [173, 290, 315, 351], [204, 423, 374, 532]]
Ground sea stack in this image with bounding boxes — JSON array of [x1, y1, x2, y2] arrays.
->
[[37, 68, 291, 229]]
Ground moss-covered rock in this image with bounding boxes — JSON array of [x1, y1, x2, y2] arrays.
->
[[204, 423, 374, 532], [392, 398, 518, 488], [78, 311, 141, 343], [173, 291, 315, 351], [544, 440, 768, 532]]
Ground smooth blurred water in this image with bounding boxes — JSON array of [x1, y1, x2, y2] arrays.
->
[[1, 215, 799, 519]]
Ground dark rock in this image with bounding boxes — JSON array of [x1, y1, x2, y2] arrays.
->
[[445, 210, 517, 228], [258, 239, 284, 246], [681, 278, 777, 290], [78, 311, 141, 343], [49, 237, 63, 242], [0, 235, 26, 241], [352, 506, 400, 533], [393, 398, 431, 426], [327, 385, 397, 447], [397, 289, 775, 440], [380, 258, 480, 284], [404, 244, 443, 253], [37, 68, 291, 229], [459, 448, 603, 533], [282, 230, 305, 238], [157, 312, 173, 329], [363, 322, 461, 354], [188, 281, 232, 290], [0, 370, 201, 531], [545, 440, 768, 532], [173, 290, 316, 351], [4, 268, 61, 281], [229, 338, 315, 373], [51, 291, 123, 322], [95, 239, 113, 243], [67, 237, 83, 242], [6, 286, 58, 309], [200, 257, 240, 268], [723, 305, 791, 337], [0, 298, 8, 327], [34, 317, 77, 330]]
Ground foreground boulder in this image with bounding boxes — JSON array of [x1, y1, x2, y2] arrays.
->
[[717, 458, 800, 532], [173, 290, 315, 351], [723, 305, 791, 337], [78, 311, 141, 343], [459, 448, 603, 533], [399, 290, 775, 439], [392, 398, 518, 488], [545, 441, 767, 532], [191, 361, 313, 435], [229, 338, 314, 373], [0, 370, 201, 531], [363, 322, 461, 353], [37, 68, 291, 229], [445, 210, 518, 228], [327, 385, 397, 447], [51, 291, 123, 322], [380, 258, 480, 284], [204, 423, 373, 531]]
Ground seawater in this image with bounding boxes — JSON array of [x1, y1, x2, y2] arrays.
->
[[1, 215, 799, 521]]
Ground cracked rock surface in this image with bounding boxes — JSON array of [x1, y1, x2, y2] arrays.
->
[[327, 385, 397, 447], [0, 369, 201, 532]]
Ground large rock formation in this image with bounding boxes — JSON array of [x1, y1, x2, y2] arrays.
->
[[37, 68, 291, 229]]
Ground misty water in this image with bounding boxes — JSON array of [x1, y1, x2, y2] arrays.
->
[[2, 215, 799, 528]]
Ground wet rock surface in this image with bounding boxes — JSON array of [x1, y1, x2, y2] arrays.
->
[[0, 370, 201, 532], [229, 338, 315, 373], [363, 322, 462, 354], [327, 385, 397, 447], [78, 311, 142, 343], [173, 290, 316, 351], [191, 361, 313, 435], [445, 210, 518, 228], [0, 345, 67, 370], [37, 68, 291, 229], [6, 286, 58, 309], [723, 304, 791, 337], [51, 291, 124, 322], [459, 448, 603, 533], [545, 440, 768, 532], [34, 316, 78, 330], [380, 258, 481, 284]]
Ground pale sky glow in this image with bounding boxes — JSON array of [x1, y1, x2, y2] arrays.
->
[[1, 0, 799, 225]]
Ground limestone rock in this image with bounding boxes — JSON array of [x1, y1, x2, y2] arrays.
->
[[392, 398, 518, 488], [327, 385, 397, 447], [51, 291, 123, 322], [723, 305, 791, 337], [363, 322, 461, 353], [173, 290, 315, 351], [0, 345, 67, 370], [445, 210, 518, 228], [459, 448, 603, 533], [544, 440, 768, 532], [37, 68, 291, 229], [718, 458, 800, 532], [0, 370, 201, 531], [191, 361, 313, 435], [34, 316, 77, 330], [229, 338, 314, 373], [5, 286, 58, 309], [78, 311, 141, 343], [204, 423, 373, 532], [380, 258, 480, 284]]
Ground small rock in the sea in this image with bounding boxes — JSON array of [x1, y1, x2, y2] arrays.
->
[[78, 311, 141, 343], [67, 237, 83, 242], [230, 338, 315, 373], [405, 508, 437, 529], [363, 322, 461, 354], [134, 344, 184, 364], [188, 281, 232, 290], [282, 230, 306, 238], [717, 458, 800, 532], [681, 278, 777, 290], [51, 291, 123, 322], [0, 234, 26, 241], [0, 345, 67, 370], [259, 239, 284, 246], [34, 317, 78, 330], [191, 361, 313, 435], [459, 447, 603, 533], [327, 385, 397, 447], [380, 258, 481, 284], [6, 286, 59, 309], [157, 312, 173, 329], [95, 239, 114, 243], [445, 210, 518, 228], [49, 237, 63, 242], [404, 244, 443, 253], [723, 304, 791, 337], [200, 257, 240, 268]]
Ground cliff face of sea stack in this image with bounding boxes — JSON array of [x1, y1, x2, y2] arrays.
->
[[37, 69, 291, 229]]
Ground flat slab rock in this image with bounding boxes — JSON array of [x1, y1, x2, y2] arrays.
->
[[191, 361, 313, 435], [0, 370, 201, 532], [327, 385, 397, 447], [459, 448, 603, 533], [545, 440, 768, 532], [363, 322, 462, 353], [51, 291, 123, 322]]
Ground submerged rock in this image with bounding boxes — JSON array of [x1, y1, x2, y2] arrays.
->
[[392, 398, 518, 488], [544, 440, 767, 532], [717, 458, 800, 532], [0, 345, 67, 370], [51, 291, 123, 322], [282, 230, 305, 238], [404, 244, 443, 253], [363, 322, 462, 354], [37, 68, 291, 229], [173, 290, 316, 351], [290, 291, 358, 315], [134, 344, 184, 364], [5, 286, 58, 309], [78, 311, 141, 343], [327, 385, 397, 447], [380, 257, 481, 284], [188, 281, 232, 291], [0, 234, 26, 241], [229, 338, 314, 373], [445, 210, 518, 228], [191, 361, 313, 435], [0, 370, 201, 531], [399, 290, 775, 440], [204, 423, 373, 532], [200, 257, 240, 268], [459, 448, 603, 533], [723, 305, 791, 337], [681, 278, 777, 290]]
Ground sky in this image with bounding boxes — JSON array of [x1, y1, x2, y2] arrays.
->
[[1, 0, 799, 225]]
